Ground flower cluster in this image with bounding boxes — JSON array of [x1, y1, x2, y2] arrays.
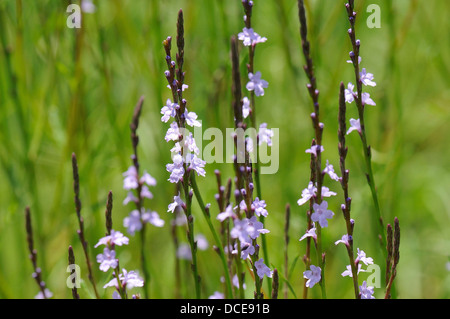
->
[[122, 166, 164, 235], [345, 54, 377, 135], [95, 230, 143, 297]]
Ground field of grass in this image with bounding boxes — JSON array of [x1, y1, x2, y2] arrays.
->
[[0, 0, 449, 299]]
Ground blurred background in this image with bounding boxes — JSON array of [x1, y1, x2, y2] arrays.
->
[[0, 0, 449, 299]]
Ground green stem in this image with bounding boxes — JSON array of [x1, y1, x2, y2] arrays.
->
[[190, 174, 233, 299], [183, 176, 201, 299]]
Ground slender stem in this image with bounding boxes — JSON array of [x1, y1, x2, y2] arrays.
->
[[298, 0, 327, 298], [338, 82, 360, 298], [345, 0, 387, 256], [183, 172, 201, 299], [190, 174, 234, 299], [71, 153, 100, 299]]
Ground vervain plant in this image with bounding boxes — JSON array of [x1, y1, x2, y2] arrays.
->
[[20, 1, 403, 301]]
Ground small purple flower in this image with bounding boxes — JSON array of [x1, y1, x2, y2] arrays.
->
[[208, 291, 225, 299], [142, 210, 165, 228], [217, 204, 236, 222], [251, 197, 268, 217], [187, 154, 206, 177], [305, 145, 324, 157], [297, 182, 317, 206], [96, 247, 118, 272], [303, 265, 321, 288], [311, 201, 334, 228], [238, 27, 267, 46], [362, 92, 376, 106], [346, 118, 361, 135], [299, 226, 317, 242], [165, 122, 181, 142], [258, 123, 274, 146], [123, 210, 143, 235], [160, 99, 178, 123], [323, 160, 340, 181], [356, 248, 374, 266], [341, 264, 366, 277], [95, 230, 129, 248], [122, 166, 139, 190], [242, 97, 251, 119], [246, 71, 269, 97], [166, 154, 185, 183], [168, 193, 184, 213], [335, 234, 350, 246], [254, 258, 273, 279], [184, 109, 201, 127], [360, 68, 376, 87], [360, 281, 375, 299], [345, 83, 356, 103]]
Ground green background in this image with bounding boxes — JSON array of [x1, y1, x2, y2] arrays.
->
[[0, 0, 449, 299]]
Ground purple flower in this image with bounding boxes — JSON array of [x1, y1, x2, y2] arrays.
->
[[142, 210, 165, 228], [345, 83, 356, 103], [335, 234, 350, 246], [208, 291, 225, 299], [254, 258, 273, 279], [184, 109, 201, 127], [297, 182, 317, 206], [258, 123, 274, 146], [34, 289, 53, 299], [360, 281, 375, 299], [305, 145, 324, 157], [246, 71, 269, 97], [166, 154, 185, 183], [160, 99, 178, 123], [323, 160, 340, 181], [104, 269, 144, 290], [96, 247, 118, 272], [360, 68, 376, 87], [356, 248, 374, 266], [251, 197, 268, 217], [246, 216, 270, 240], [299, 226, 317, 242], [242, 97, 251, 119], [95, 230, 129, 248], [168, 193, 184, 213], [217, 204, 236, 222], [187, 154, 206, 177], [341, 264, 366, 277], [303, 265, 321, 288], [238, 27, 267, 46], [362, 92, 376, 106], [165, 122, 181, 142], [122, 166, 139, 190], [311, 201, 334, 228], [346, 118, 361, 135], [123, 210, 143, 235]]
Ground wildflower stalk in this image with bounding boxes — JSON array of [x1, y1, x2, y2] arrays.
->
[[302, 144, 315, 299], [105, 191, 127, 300], [163, 10, 202, 299], [240, 1, 270, 293], [68, 246, 80, 299], [345, 0, 387, 253], [71, 153, 100, 299], [298, 0, 326, 299], [190, 174, 234, 299], [338, 82, 360, 298], [25, 207, 49, 299], [129, 96, 151, 299], [385, 217, 400, 299]]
